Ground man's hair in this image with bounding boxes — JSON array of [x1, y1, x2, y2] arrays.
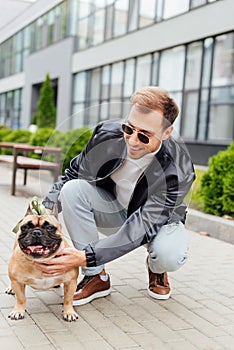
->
[[130, 86, 179, 127]]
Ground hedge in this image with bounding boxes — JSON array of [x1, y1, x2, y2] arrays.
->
[[0, 127, 92, 172], [200, 142, 234, 217]]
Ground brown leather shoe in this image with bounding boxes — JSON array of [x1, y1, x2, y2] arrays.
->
[[147, 266, 171, 300], [73, 273, 111, 306]]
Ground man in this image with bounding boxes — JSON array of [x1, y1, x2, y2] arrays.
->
[[37, 86, 195, 305]]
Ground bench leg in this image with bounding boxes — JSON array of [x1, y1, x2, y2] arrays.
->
[[24, 169, 27, 185], [11, 165, 17, 196]]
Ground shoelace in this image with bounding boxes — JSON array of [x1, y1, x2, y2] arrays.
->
[[76, 275, 95, 292]]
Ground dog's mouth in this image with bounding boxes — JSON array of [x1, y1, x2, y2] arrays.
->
[[21, 243, 60, 258]]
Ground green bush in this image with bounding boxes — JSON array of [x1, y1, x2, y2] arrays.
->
[[0, 129, 12, 142], [1, 130, 32, 155], [0, 125, 92, 174], [29, 128, 61, 160], [52, 127, 92, 172], [200, 142, 234, 217]]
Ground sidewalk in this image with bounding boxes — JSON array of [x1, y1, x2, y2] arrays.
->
[[0, 165, 234, 350]]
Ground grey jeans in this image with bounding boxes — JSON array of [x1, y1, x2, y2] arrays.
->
[[60, 179, 189, 276]]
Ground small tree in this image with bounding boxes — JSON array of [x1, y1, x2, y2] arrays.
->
[[32, 74, 56, 128]]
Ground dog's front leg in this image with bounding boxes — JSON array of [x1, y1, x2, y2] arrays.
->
[[8, 281, 26, 320], [63, 280, 78, 322]]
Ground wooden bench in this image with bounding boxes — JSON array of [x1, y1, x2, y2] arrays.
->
[[0, 142, 61, 195]]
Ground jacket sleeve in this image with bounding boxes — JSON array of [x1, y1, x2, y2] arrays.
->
[[84, 169, 195, 267]]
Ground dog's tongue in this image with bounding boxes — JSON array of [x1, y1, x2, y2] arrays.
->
[[27, 245, 43, 253]]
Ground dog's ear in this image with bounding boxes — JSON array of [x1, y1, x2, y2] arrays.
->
[[50, 204, 58, 219], [25, 205, 34, 216]]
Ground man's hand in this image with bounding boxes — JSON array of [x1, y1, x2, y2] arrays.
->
[[35, 248, 86, 277]]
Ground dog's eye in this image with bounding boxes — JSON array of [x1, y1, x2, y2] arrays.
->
[[46, 225, 56, 233], [21, 224, 28, 233], [21, 222, 34, 233]]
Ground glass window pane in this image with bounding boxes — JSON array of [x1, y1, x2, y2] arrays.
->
[[114, 0, 128, 37], [101, 66, 111, 99], [128, 0, 139, 32], [208, 105, 234, 141], [139, 0, 156, 28], [197, 88, 209, 140], [135, 54, 151, 90], [110, 62, 124, 98], [212, 33, 234, 87], [99, 101, 109, 121], [151, 52, 159, 85], [163, 0, 189, 19], [123, 58, 135, 97], [72, 103, 86, 128], [159, 46, 185, 91], [201, 38, 213, 88], [93, 9, 105, 45], [182, 92, 199, 139], [105, 4, 114, 40], [73, 72, 87, 103], [169, 92, 182, 135], [77, 17, 89, 49], [90, 68, 101, 101], [185, 42, 203, 89]]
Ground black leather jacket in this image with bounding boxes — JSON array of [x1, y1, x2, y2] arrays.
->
[[43, 120, 195, 267]]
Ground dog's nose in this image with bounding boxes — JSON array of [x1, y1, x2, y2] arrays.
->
[[32, 229, 43, 238]]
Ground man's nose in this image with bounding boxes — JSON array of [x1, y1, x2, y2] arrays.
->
[[128, 131, 139, 144]]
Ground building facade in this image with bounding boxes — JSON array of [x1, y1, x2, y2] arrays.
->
[[0, 0, 233, 164]]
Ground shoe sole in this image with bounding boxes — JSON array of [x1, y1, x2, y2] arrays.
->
[[147, 287, 171, 300], [73, 288, 111, 306]]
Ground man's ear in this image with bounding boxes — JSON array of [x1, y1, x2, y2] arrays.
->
[[162, 125, 173, 140], [25, 205, 33, 216], [50, 204, 58, 219]]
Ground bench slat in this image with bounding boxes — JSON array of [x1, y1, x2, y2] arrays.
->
[[0, 155, 59, 169]]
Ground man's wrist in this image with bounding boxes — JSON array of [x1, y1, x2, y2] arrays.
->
[[80, 250, 87, 266]]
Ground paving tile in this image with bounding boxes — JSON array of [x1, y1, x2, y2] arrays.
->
[[0, 165, 234, 349]]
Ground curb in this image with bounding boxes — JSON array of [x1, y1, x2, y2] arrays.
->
[[186, 208, 234, 244]]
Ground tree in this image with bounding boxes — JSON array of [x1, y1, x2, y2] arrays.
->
[[32, 74, 56, 128]]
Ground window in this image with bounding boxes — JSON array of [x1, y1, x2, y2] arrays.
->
[[135, 55, 151, 90], [110, 62, 124, 98], [163, 0, 189, 19], [128, 0, 139, 32], [113, 0, 128, 37], [159, 46, 185, 91], [72, 72, 87, 128], [208, 104, 234, 141], [182, 92, 199, 139], [123, 58, 135, 97], [212, 33, 234, 87], [151, 52, 159, 85], [185, 42, 203, 89], [139, 0, 156, 28], [93, 8, 105, 45]]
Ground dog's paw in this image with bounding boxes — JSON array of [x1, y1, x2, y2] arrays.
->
[[63, 310, 78, 322], [8, 310, 25, 320], [5, 287, 15, 295]]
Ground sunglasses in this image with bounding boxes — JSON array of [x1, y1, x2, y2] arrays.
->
[[122, 123, 150, 144]]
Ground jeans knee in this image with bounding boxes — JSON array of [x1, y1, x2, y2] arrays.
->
[[149, 249, 188, 273]]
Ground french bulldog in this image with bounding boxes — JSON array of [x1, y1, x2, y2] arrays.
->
[[6, 205, 78, 322]]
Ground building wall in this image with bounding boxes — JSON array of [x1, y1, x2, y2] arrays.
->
[[72, 0, 234, 72]]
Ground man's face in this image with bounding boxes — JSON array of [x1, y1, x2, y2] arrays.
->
[[123, 106, 172, 159]]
